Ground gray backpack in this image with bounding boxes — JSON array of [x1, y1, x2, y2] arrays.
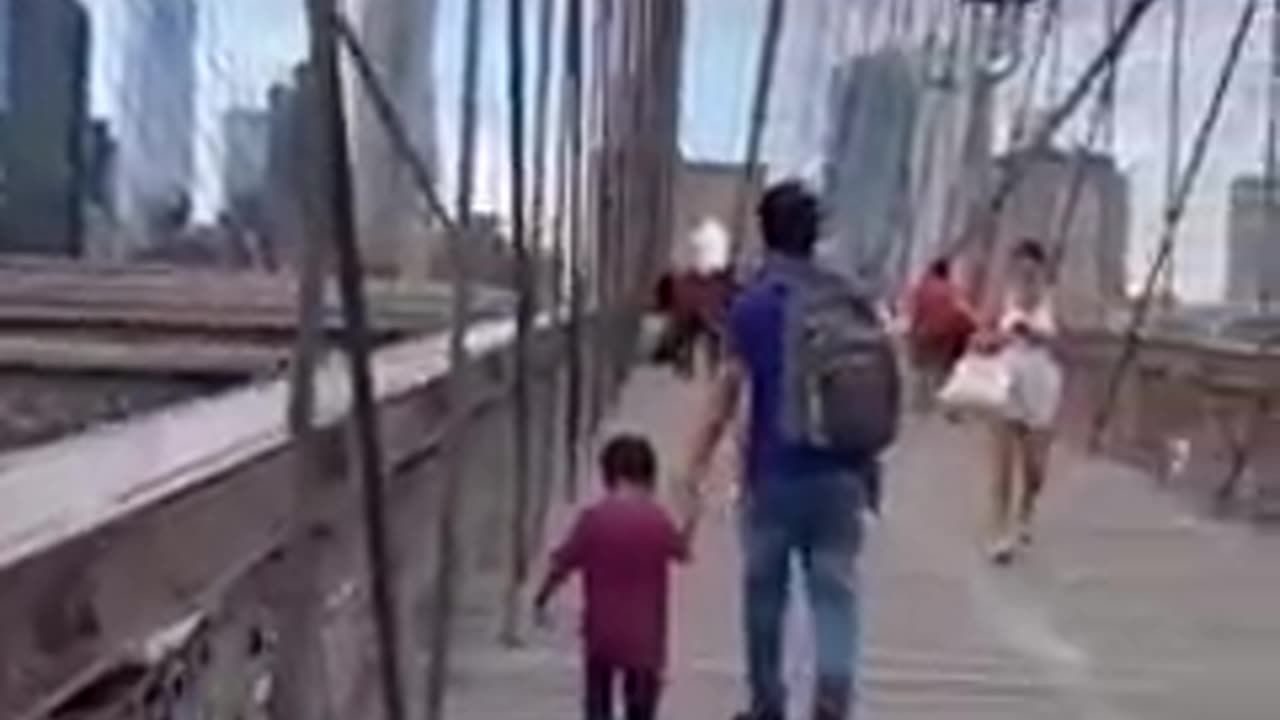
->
[[768, 262, 902, 457]]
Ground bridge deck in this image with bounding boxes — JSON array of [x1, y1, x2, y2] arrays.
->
[[447, 369, 1280, 719]]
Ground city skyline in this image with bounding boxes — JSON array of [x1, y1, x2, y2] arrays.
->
[[50, 0, 1280, 300]]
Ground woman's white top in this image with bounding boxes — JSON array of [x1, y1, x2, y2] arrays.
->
[[998, 293, 1063, 429]]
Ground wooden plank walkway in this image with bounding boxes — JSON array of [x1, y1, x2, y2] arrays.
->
[[447, 369, 1280, 719]]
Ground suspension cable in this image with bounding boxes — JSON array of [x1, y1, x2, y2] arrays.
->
[[1264, 0, 1280, 309], [531, 0, 556, 277], [1102, 0, 1120, 151], [1046, 0, 1065, 105], [527, 0, 560, 592], [424, 0, 483, 711], [1089, 0, 1260, 448], [501, 0, 536, 648], [562, 0, 585, 499], [1163, 0, 1186, 299]]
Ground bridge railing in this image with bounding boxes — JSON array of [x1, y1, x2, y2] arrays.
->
[[0, 314, 617, 720], [1059, 328, 1280, 520]]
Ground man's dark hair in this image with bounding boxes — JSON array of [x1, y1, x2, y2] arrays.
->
[[758, 180, 820, 258], [928, 258, 951, 279], [1011, 238, 1048, 265], [599, 434, 658, 489]]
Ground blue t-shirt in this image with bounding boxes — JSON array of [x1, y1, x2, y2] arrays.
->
[[729, 260, 868, 488]]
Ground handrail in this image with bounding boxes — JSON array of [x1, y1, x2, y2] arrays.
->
[[0, 319, 517, 574]]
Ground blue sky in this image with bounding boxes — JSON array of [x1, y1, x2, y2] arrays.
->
[[80, 0, 1277, 300]]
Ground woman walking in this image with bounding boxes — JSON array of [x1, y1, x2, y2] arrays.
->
[[979, 239, 1062, 564]]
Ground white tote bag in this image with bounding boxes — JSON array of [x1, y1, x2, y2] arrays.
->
[[937, 351, 1014, 416]]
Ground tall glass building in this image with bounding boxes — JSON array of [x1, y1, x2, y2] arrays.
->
[[116, 0, 196, 249]]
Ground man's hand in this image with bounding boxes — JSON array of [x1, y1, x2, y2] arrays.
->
[[682, 360, 743, 490]]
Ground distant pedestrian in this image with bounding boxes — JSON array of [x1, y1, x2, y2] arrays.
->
[[906, 258, 975, 411], [975, 238, 1062, 564], [536, 434, 695, 720], [682, 181, 901, 720]]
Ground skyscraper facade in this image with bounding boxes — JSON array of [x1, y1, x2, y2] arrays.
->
[[116, 0, 196, 251], [222, 107, 270, 214], [1227, 176, 1280, 307], [0, 0, 90, 256], [823, 49, 921, 296]]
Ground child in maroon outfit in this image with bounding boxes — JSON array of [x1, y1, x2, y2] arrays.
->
[[535, 434, 695, 720]]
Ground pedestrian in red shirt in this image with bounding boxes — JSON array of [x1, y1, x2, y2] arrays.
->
[[907, 258, 975, 410], [535, 434, 694, 720]]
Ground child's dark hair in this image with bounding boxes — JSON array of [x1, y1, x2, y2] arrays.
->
[[600, 434, 658, 489]]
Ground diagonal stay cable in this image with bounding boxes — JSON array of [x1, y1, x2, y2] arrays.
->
[[1089, 0, 1260, 449], [941, 0, 1161, 261], [332, 15, 458, 237]]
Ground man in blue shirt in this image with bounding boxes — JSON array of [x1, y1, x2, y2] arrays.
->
[[683, 181, 874, 720]]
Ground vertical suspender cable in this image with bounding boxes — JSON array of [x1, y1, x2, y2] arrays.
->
[[1102, 0, 1119, 151], [306, 3, 407, 719], [1163, 0, 1186, 301], [502, 0, 535, 647], [529, 0, 560, 576], [532, 0, 557, 305], [1047, 0, 1064, 105], [594, 0, 623, 431], [274, 53, 329, 720], [564, 0, 585, 500], [425, 0, 482, 714], [730, 0, 788, 268], [1263, 0, 1280, 309], [602, 0, 628, 407]]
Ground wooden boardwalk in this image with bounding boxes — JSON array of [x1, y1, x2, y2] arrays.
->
[[447, 369, 1280, 719]]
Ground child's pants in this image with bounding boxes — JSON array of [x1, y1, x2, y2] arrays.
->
[[584, 655, 661, 720]]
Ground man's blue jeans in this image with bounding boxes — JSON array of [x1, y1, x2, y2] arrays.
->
[[740, 471, 864, 718]]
